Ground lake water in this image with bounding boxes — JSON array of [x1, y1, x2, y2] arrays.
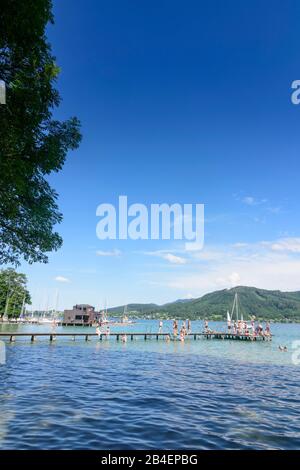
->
[[0, 320, 300, 449]]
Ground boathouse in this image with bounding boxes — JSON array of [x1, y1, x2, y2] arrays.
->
[[63, 304, 101, 326]]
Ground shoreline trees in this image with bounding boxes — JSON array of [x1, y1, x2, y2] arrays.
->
[[0, 268, 31, 319]]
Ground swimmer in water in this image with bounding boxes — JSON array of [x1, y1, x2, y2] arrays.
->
[[121, 334, 127, 343]]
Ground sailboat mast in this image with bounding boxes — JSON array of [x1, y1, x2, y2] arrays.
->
[[230, 293, 236, 320], [20, 294, 26, 317], [54, 290, 59, 318], [230, 293, 239, 321]]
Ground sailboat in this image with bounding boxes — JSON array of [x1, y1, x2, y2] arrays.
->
[[230, 292, 239, 321], [16, 295, 26, 323], [228, 293, 252, 333], [121, 305, 134, 324], [2, 288, 11, 322], [122, 305, 128, 323], [100, 299, 110, 325]]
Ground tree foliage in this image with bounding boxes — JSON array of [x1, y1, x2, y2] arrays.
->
[[0, 268, 31, 318], [0, 0, 81, 265]]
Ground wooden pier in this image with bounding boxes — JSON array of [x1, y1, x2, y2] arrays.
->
[[0, 332, 271, 342]]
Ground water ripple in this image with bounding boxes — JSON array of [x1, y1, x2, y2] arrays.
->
[[0, 339, 300, 449]]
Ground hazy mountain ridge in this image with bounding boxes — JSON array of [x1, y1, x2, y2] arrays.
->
[[107, 286, 300, 321]]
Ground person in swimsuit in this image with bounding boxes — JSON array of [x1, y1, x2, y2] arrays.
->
[[180, 328, 185, 342], [173, 320, 178, 337], [96, 326, 101, 338]]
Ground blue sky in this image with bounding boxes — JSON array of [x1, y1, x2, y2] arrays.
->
[[20, 0, 300, 310]]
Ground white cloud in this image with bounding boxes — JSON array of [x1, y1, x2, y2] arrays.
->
[[139, 237, 300, 298], [141, 249, 187, 264], [55, 276, 71, 283], [253, 216, 266, 224], [228, 272, 241, 286], [267, 206, 281, 214], [191, 249, 224, 261], [242, 196, 256, 206], [164, 254, 300, 294], [241, 196, 267, 206], [162, 253, 187, 264], [270, 238, 300, 253], [96, 249, 122, 257], [184, 293, 194, 299], [152, 237, 300, 296]]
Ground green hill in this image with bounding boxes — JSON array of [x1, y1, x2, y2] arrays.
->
[[107, 286, 300, 322]]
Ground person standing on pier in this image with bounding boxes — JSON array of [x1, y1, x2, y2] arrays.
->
[[158, 320, 163, 333], [173, 320, 178, 337], [187, 319, 191, 333], [180, 328, 185, 342], [227, 315, 231, 333]]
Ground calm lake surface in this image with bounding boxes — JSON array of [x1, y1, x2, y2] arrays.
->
[[0, 320, 300, 449]]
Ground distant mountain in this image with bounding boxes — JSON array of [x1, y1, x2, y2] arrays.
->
[[107, 286, 300, 321], [172, 298, 195, 304], [108, 303, 159, 314]]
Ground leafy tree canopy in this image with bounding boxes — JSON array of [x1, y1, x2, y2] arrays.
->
[[0, 268, 31, 318], [0, 0, 81, 265]]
